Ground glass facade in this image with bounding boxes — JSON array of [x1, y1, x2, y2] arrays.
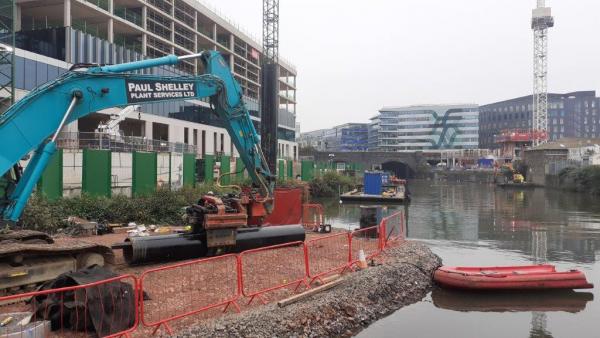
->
[[369, 105, 479, 151], [12, 27, 294, 141]]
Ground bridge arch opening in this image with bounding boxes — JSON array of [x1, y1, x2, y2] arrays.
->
[[382, 161, 414, 179]]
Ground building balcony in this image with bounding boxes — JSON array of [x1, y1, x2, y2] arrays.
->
[[114, 6, 143, 27], [83, 0, 110, 12]]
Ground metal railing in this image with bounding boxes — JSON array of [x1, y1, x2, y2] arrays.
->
[[56, 132, 197, 154], [114, 7, 143, 27], [0, 209, 406, 337]]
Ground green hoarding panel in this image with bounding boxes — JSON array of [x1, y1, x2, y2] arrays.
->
[[37, 148, 63, 200], [236, 157, 245, 181], [301, 160, 314, 181], [203, 155, 215, 182], [287, 160, 294, 178], [278, 160, 285, 180], [183, 153, 196, 187], [220, 155, 231, 185], [82, 149, 111, 197], [132, 151, 157, 196]]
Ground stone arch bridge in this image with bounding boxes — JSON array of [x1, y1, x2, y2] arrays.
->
[[313, 151, 427, 178]]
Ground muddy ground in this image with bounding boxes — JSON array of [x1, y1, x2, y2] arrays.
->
[[172, 241, 442, 338]]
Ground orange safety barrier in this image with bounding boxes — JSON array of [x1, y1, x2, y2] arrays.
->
[[381, 211, 405, 247], [302, 203, 325, 231], [0, 274, 138, 338], [238, 241, 309, 305], [139, 254, 240, 335], [305, 232, 352, 284], [349, 225, 383, 266]]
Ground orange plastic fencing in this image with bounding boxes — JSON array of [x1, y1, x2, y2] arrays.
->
[[238, 241, 309, 305], [139, 254, 240, 335], [0, 274, 138, 338], [381, 210, 406, 247], [305, 232, 352, 284], [349, 225, 383, 266], [302, 204, 325, 231]]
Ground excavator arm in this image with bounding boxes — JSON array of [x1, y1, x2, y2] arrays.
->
[[0, 51, 275, 223]]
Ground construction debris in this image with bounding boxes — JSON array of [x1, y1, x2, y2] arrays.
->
[[277, 277, 344, 307], [176, 242, 442, 338], [64, 216, 97, 237]]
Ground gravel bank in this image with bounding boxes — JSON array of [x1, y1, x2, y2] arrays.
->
[[174, 241, 442, 338]]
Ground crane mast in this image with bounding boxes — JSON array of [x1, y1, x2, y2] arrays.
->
[[531, 0, 554, 146]]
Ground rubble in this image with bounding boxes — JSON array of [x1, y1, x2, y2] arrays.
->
[[175, 241, 441, 338]]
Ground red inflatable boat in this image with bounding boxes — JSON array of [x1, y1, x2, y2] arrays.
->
[[434, 265, 594, 290]]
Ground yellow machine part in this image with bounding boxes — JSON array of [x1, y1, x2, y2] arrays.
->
[[513, 173, 525, 183]]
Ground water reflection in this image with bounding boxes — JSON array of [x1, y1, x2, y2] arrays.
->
[[319, 180, 600, 338], [431, 288, 593, 313]]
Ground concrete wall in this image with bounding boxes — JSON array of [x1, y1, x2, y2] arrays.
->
[[522, 149, 569, 186]]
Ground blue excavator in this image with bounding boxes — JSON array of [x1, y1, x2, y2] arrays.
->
[[0, 51, 304, 294]]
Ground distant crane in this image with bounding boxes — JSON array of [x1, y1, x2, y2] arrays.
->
[[96, 105, 140, 137], [531, 0, 554, 146]]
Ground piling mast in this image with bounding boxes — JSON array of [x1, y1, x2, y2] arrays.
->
[[531, 0, 554, 146], [260, 0, 280, 173]]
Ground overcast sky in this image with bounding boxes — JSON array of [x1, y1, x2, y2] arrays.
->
[[201, 0, 600, 133]]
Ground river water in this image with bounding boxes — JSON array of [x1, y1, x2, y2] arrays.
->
[[318, 179, 600, 338]]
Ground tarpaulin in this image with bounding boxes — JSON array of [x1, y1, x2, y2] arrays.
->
[[262, 188, 303, 226]]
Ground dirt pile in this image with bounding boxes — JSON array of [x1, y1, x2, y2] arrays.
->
[[174, 241, 441, 338]]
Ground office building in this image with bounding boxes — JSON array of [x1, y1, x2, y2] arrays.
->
[[299, 123, 368, 152], [368, 104, 479, 151], [479, 91, 600, 150]]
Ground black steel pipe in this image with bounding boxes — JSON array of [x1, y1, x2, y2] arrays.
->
[[234, 224, 305, 252], [113, 225, 305, 265], [118, 234, 206, 265]]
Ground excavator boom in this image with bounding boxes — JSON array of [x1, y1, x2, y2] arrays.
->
[[0, 51, 275, 223]]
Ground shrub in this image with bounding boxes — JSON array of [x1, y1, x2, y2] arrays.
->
[[309, 171, 357, 197], [19, 184, 225, 233], [558, 165, 600, 195]]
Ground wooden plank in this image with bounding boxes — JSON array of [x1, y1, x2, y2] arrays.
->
[[277, 278, 344, 307]]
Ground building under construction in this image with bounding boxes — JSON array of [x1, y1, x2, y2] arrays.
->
[[0, 0, 298, 161]]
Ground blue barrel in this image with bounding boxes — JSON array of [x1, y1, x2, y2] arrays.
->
[[363, 172, 382, 195]]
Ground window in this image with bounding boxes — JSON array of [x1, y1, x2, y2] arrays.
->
[[201, 130, 206, 156], [193, 129, 198, 146], [24, 58, 36, 90], [184, 127, 189, 144], [213, 132, 217, 153], [220, 133, 224, 152]]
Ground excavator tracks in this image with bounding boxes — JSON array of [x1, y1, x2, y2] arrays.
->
[[0, 230, 115, 305]]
